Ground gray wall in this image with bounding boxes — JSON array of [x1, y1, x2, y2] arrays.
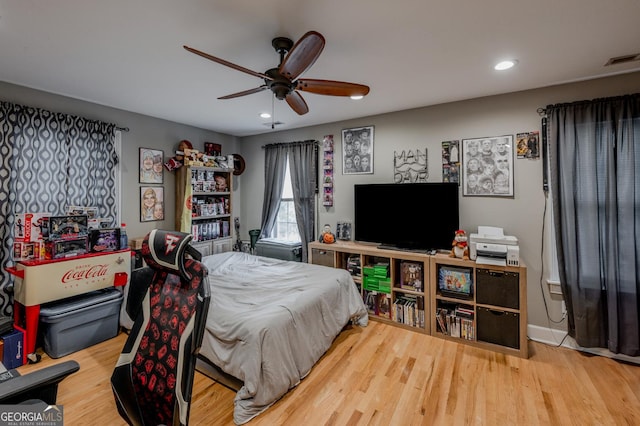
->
[[4, 72, 640, 333], [0, 81, 240, 240], [237, 71, 640, 332]]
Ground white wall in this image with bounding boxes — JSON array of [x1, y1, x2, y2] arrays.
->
[[237, 71, 640, 331]]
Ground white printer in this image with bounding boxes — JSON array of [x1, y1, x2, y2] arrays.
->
[[469, 226, 520, 267]]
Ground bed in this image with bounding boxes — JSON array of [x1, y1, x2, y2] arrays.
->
[[196, 251, 368, 425]]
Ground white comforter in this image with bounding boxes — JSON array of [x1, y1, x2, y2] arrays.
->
[[200, 251, 368, 425]]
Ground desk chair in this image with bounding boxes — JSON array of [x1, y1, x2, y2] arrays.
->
[[0, 360, 79, 405], [111, 230, 210, 426]]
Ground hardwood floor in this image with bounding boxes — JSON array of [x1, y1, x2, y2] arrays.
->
[[16, 320, 640, 425]]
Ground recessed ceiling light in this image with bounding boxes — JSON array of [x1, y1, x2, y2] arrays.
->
[[494, 60, 518, 71], [350, 95, 364, 100], [260, 112, 271, 118]]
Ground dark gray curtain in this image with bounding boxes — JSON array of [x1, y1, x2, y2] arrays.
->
[[260, 141, 318, 260], [0, 100, 117, 315], [546, 93, 640, 356], [259, 144, 288, 239], [287, 140, 317, 261]]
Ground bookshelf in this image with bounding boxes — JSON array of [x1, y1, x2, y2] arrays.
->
[[175, 165, 234, 256], [308, 242, 528, 358], [308, 241, 429, 334], [430, 254, 528, 358]]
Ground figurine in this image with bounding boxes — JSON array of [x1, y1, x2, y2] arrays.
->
[[214, 175, 227, 191], [319, 224, 336, 244], [450, 229, 469, 260]]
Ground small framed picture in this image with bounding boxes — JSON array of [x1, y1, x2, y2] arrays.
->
[[140, 186, 164, 222], [461, 135, 514, 197], [336, 221, 352, 241], [139, 148, 164, 184], [342, 125, 374, 174]]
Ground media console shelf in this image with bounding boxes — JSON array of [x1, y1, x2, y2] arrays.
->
[[309, 241, 430, 334], [430, 254, 528, 358], [308, 242, 528, 358]]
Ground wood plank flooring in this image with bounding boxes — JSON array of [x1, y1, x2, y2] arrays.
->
[[15, 321, 640, 425]]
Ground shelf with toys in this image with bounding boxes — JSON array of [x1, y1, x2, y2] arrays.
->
[[172, 141, 235, 257]]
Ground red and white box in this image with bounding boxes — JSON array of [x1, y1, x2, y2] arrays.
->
[[14, 213, 51, 242], [13, 241, 45, 262]]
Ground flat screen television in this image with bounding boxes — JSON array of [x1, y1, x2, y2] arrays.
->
[[354, 182, 459, 252]]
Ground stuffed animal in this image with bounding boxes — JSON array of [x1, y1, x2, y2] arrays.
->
[[450, 229, 469, 260], [319, 224, 336, 244]]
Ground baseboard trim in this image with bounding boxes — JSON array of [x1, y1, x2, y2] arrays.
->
[[527, 324, 640, 365]]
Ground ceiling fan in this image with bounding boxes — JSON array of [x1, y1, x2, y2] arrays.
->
[[183, 31, 370, 115]]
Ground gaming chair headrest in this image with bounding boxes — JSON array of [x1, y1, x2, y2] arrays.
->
[[141, 229, 202, 282]]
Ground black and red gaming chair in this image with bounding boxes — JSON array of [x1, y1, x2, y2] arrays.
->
[[111, 229, 210, 426]]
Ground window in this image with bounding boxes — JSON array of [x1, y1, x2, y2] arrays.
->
[[272, 158, 301, 242], [546, 193, 561, 294]]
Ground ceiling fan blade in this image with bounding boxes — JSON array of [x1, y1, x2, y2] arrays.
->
[[286, 91, 309, 115], [295, 79, 370, 97], [279, 31, 325, 81], [218, 85, 268, 100], [183, 45, 273, 81]]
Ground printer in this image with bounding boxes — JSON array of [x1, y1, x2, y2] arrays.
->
[[469, 226, 520, 266]]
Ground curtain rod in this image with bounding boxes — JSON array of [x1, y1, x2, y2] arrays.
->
[[538, 92, 640, 116], [115, 126, 130, 132]]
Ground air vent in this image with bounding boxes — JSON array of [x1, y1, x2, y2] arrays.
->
[[604, 53, 640, 66]]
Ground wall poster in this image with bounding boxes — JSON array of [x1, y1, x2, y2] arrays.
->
[[322, 135, 334, 206], [393, 149, 428, 183], [441, 140, 460, 184], [139, 147, 164, 184], [141, 186, 165, 222], [461, 135, 513, 197], [342, 126, 374, 174]]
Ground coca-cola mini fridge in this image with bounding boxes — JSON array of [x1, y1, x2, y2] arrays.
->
[[7, 250, 130, 360]]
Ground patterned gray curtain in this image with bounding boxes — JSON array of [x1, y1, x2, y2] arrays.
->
[[0, 101, 117, 315], [65, 116, 118, 218]]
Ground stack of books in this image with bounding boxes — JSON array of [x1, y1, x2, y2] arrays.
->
[[392, 295, 425, 328], [436, 305, 475, 340], [346, 255, 361, 276]]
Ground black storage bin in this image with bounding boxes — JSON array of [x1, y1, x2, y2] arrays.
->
[[475, 268, 519, 309], [476, 307, 520, 349]]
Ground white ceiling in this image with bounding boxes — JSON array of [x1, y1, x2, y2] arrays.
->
[[1, 1, 639, 137]]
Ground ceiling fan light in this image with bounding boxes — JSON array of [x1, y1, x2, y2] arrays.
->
[[350, 95, 364, 100], [260, 112, 271, 118], [494, 59, 518, 71]]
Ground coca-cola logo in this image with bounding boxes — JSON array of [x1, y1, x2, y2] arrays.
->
[[61, 264, 109, 283]]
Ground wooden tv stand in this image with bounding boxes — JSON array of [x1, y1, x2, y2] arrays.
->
[[308, 241, 528, 358]]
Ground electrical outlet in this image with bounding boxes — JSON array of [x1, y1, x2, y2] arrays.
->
[[561, 301, 567, 315]]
